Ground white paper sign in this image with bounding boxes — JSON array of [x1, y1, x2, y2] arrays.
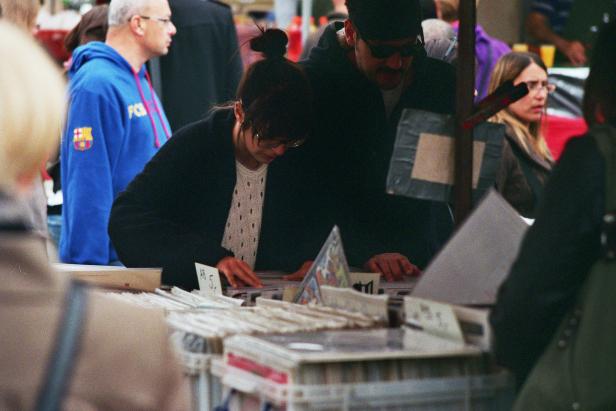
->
[[320, 285, 389, 322], [195, 263, 223, 295], [349, 272, 381, 295], [404, 296, 465, 345]]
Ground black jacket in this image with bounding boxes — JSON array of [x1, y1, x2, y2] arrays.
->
[[160, 0, 243, 131], [295, 22, 457, 268], [490, 135, 605, 385], [109, 109, 312, 290], [496, 129, 553, 218]]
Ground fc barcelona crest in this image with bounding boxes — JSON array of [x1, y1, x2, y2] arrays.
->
[[73, 127, 93, 151]]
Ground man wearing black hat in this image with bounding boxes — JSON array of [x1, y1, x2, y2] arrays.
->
[[290, 0, 456, 281]]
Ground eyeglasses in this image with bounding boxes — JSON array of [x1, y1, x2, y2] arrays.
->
[[255, 132, 305, 149], [526, 80, 556, 94], [363, 37, 424, 59], [134, 15, 173, 27]]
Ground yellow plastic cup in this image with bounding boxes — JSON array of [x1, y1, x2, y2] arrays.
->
[[540, 44, 556, 68], [512, 43, 529, 52]]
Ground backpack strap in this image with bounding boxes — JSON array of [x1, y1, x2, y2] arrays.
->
[[35, 280, 89, 411]]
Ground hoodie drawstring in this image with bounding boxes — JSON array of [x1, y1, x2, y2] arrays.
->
[[145, 71, 171, 140], [132, 69, 171, 148]]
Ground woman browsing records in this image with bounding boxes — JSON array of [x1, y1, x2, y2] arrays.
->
[[109, 29, 314, 290]]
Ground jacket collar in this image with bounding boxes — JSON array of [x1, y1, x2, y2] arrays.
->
[[504, 128, 553, 172]]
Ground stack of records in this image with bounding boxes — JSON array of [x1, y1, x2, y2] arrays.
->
[[167, 299, 380, 359], [106, 286, 244, 310], [216, 328, 514, 410], [221, 328, 486, 387]]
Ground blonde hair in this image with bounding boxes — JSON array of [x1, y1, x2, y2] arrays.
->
[[488, 52, 553, 162], [0, 0, 40, 31], [0, 21, 66, 192]]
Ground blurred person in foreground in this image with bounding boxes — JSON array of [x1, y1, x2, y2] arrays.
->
[[60, 0, 176, 265], [0, 0, 39, 32], [489, 52, 554, 218], [490, 20, 616, 399], [0, 21, 189, 410], [109, 29, 314, 290], [0, 0, 51, 243]]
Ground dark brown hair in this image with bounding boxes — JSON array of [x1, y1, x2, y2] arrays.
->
[[64, 5, 109, 53], [237, 28, 313, 142]]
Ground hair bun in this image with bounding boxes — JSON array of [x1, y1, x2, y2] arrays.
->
[[250, 28, 288, 59]]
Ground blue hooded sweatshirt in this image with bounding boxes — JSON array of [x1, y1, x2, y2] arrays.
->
[[60, 42, 171, 264]]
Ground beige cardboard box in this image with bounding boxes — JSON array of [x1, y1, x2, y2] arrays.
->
[[53, 263, 162, 292]]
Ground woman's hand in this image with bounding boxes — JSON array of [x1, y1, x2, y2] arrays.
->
[[363, 253, 421, 282], [216, 256, 263, 288], [283, 260, 313, 281]]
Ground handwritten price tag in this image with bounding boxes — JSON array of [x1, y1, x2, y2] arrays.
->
[[195, 263, 223, 295], [349, 272, 381, 295], [404, 297, 465, 344]]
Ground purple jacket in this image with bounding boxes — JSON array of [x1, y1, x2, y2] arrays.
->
[[453, 23, 511, 101]]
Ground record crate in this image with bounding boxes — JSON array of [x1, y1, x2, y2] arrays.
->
[[212, 328, 515, 411], [178, 350, 224, 411], [212, 357, 514, 411]]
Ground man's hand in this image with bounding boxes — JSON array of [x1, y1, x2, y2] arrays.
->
[[561, 40, 587, 66], [526, 12, 587, 66], [283, 260, 313, 281], [364, 253, 421, 282], [216, 256, 263, 288]]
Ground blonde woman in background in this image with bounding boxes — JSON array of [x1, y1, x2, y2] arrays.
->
[[0, 22, 189, 410], [489, 51, 554, 218], [0, 0, 39, 31]]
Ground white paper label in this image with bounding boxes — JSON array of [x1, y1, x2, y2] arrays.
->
[[349, 272, 381, 295], [320, 285, 389, 322], [404, 296, 465, 344], [195, 263, 223, 295]]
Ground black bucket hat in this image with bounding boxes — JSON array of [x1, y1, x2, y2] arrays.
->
[[346, 0, 423, 41]]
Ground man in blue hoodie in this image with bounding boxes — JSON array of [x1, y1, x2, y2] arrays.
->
[[61, 0, 176, 264]]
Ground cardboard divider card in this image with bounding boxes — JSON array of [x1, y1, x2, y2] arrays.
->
[[320, 285, 389, 323], [195, 262, 223, 295], [411, 189, 528, 305], [403, 297, 465, 345]]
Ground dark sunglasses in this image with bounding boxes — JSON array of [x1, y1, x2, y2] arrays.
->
[[364, 37, 424, 59]]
